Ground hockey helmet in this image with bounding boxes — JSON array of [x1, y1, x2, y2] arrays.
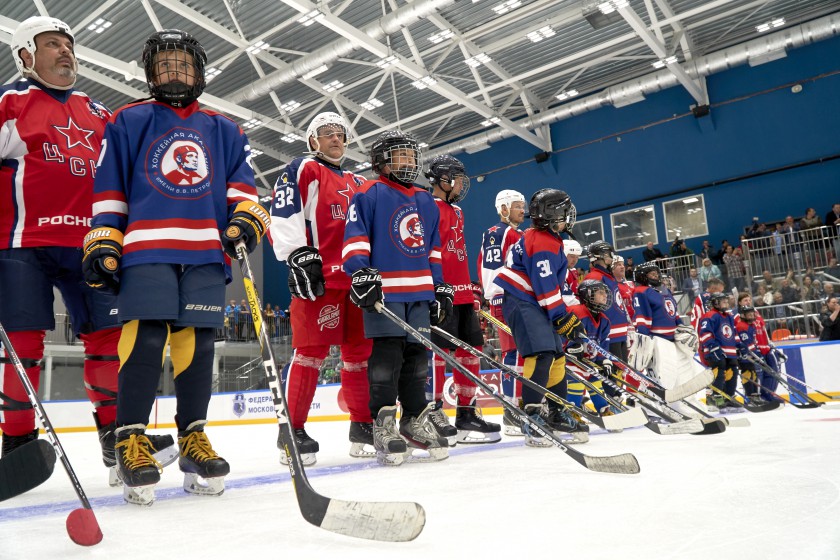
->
[[424, 154, 470, 203], [305, 112, 349, 164], [370, 130, 423, 185], [634, 261, 661, 287], [495, 189, 525, 215], [738, 305, 756, 322], [579, 279, 613, 314], [529, 189, 575, 234], [11, 16, 76, 88], [142, 29, 207, 107], [564, 239, 583, 257], [709, 292, 732, 312], [586, 240, 615, 262]]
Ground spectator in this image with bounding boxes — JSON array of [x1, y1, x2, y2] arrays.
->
[[780, 215, 800, 236], [800, 208, 822, 231], [642, 241, 665, 263], [225, 299, 238, 339], [723, 246, 747, 292], [824, 282, 835, 302], [770, 291, 788, 332], [670, 238, 693, 258], [746, 221, 769, 239], [811, 279, 826, 301], [264, 303, 276, 340], [780, 278, 799, 304], [756, 270, 780, 293], [237, 298, 250, 341], [625, 256, 635, 278], [681, 267, 702, 301], [823, 257, 840, 281], [714, 240, 730, 266], [755, 283, 773, 306], [823, 203, 840, 231], [819, 296, 840, 341], [699, 239, 714, 261], [698, 257, 722, 287]]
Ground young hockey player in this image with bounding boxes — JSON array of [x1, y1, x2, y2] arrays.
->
[[698, 293, 742, 412], [478, 190, 526, 434], [83, 29, 267, 504], [736, 292, 785, 402], [690, 277, 725, 332], [0, 16, 176, 483], [735, 305, 765, 406], [425, 155, 500, 445], [269, 112, 373, 465], [493, 189, 589, 446], [342, 131, 453, 466]]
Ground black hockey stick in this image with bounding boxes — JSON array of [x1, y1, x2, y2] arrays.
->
[[753, 353, 840, 403], [0, 438, 55, 502], [235, 243, 425, 542], [708, 383, 781, 413], [0, 321, 102, 546], [429, 326, 647, 431], [745, 352, 826, 409], [379, 304, 640, 474]]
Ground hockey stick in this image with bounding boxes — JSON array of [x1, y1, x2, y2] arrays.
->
[[429, 326, 646, 431], [379, 304, 640, 474], [757, 354, 840, 402], [707, 383, 781, 413], [0, 321, 102, 546], [235, 244, 425, 542], [745, 352, 829, 410], [0, 439, 55, 502]]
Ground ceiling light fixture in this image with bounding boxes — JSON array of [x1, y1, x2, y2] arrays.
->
[[556, 89, 579, 101], [493, 0, 522, 15], [246, 40, 269, 55], [756, 17, 785, 33], [412, 76, 438, 89], [360, 98, 384, 110], [527, 25, 556, 42], [428, 29, 454, 44], [298, 9, 323, 27], [464, 52, 492, 67], [87, 18, 113, 34]]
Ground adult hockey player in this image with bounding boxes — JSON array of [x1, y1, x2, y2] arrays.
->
[[269, 112, 373, 465], [0, 16, 175, 483], [477, 189, 525, 434], [83, 29, 266, 504], [425, 155, 500, 445], [562, 239, 582, 306], [342, 131, 452, 466], [493, 189, 589, 446], [698, 293, 742, 412], [690, 277, 725, 332]]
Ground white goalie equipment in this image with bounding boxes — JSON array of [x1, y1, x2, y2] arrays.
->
[[627, 331, 655, 371]]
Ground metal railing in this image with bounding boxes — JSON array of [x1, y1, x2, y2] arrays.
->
[[742, 224, 840, 279]]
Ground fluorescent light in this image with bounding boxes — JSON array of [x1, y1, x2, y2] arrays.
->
[[360, 98, 384, 111], [281, 133, 302, 143], [355, 162, 371, 171], [242, 118, 263, 130], [418, 142, 429, 148], [464, 53, 491, 67], [412, 76, 438, 89], [527, 25, 556, 42], [481, 116, 501, 126], [756, 17, 785, 33], [556, 89, 579, 101], [246, 40, 269, 55], [250, 149, 264, 157], [280, 100, 301, 113], [322, 80, 344, 93], [652, 55, 678, 69], [428, 30, 454, 44], [298, 9, 323, 26], [206, 67, 222, 81], [87, 18, 113, 34], [302, 65, 328, 80], [682, 197, 699, 204], [493, 0, 521, 15], [598, 0, 627, 14], [376, 55, 398, 68]]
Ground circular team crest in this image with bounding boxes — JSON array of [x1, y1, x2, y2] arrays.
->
[[146, 128, 212, 198], [232, 393, 245, 418], [722, 324, 733, 339], [615, 288, 624, 310], [665, 298, 677, 317], [391, 205, 425, 256], [318, 304, 340, 331]]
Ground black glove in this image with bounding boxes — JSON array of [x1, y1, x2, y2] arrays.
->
[[430, 283, 454, 326], [705, 344, 725, 363], [553, 312, 585, 340], [221, 201, 271, 258], [565, 342, 585, 356], [737, 346, 749, 359], [287, 245, 325, 300], [82, 227, 123, 293], [771, 346, 787, 363], [601, 359, 615, 379], [350, 268, 383, 312]]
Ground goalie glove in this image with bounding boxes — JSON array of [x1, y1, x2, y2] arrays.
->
[[628, 332, 654, 371], [553, 313, 585, 340], [350, 268, 383, 312], [673, 324, 699, 353], [287, 246, 325, 300], [430, 283, 454, 326], [82, 227, 123, 293], [221, 201, 271, 258]]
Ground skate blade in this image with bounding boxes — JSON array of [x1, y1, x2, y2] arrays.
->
[[349, 442, 376, 459], [456, 429, 502, 444], [153, 444, 179, 468], [183, 473, 225, 496], [552, 430, 589, 444], [524, 436, 553, 448], [280, 450, 316, 466], [123, 483, 155, 506], [376, 451, 406, 467], [108, 466, 122, 487], [404, 447, 449, 463], [504, 426, 525, 436]]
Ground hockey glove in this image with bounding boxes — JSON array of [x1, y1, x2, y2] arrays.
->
[[287, 245, 325, 300], [628, 332, 654, 371], [565, 342, 585, 356], [674, 324, 699, 353], [430, 283, 455, 326], [704, 344, 726, 364], [601, 359, 615, 379], [82, 227, 123, 293], [736, 346, 749, 359], [472, 283, 483, 312], [771, 346, 787, 363], [553, 313, 585, 340], [221, 201, 271, 258], [350, 268, 383, 312]]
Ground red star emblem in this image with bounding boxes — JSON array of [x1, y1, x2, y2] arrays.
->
[[337, 183, 353, 206], [54, 117, 95, 151], [487, 225, 500, 233]]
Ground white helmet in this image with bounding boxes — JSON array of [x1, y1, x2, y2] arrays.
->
[[564, 239, 582, 257], [494, 189, 525, 214], [11, 16, 77, 89], [305, 112, 349, 165], [613, 254, 625, 264]]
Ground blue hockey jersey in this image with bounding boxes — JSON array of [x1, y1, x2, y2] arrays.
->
[[698, 310, 738, 358], [478, 221, 522, 305], [633, 285, 680, 340], [585, 264, 629, 343], [565, 303, 610, 366]]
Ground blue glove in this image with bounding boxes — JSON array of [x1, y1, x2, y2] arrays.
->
[[706, 345, 725, 363], [737, 346, 748, 359], [771, 347, 787, 363]]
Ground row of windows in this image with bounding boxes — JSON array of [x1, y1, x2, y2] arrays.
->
[[573, 194, 709, 250]]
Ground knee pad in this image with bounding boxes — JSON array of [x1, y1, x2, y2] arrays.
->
[[1, 331, 45, 430], [286, 346, 329, 428], [522, 353, 554, 405], [368, 337, 405, 386], [548, 355, 566, 388], [169, 326, 214, 379], [119, 320, 169, 371], [81, 328, 120, 416]]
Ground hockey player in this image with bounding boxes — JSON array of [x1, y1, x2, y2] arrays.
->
[[736, 292, 785, 402], [562, 239, 582, 306], [698, 293, 742, 412], [342, 131, 452, 466], [0, 16, 176, 482], [735, 305, 765, 406], [82, 29, 266, 504], [425, 155, 500, 445], [268, 111, 373, 465], [612, 255, 635, 323], [690, 277, 725, 332], [478, 190, 525, 434], [493, 189, 589, 446]]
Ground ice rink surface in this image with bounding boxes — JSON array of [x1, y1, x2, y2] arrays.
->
[[2, 404, 839, 560]]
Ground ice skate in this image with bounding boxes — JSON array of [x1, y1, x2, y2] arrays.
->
[[0, 429, 39, 458], [428, 400, 458, 446], [348, 421, 376, 458], [178, 420, 229, 497], [455, 399, 501, 444], [278, 426, 318, 466], [115, 424, 162, 506], [560, 406, 590, 443], [705, 393, 723, 412], [522, 404, 553, 447], [399, 403, 449, 463], [720, 396, 745, 414], [373, 406, 407, 466], [503, 406, 525, 436], [95, 412, 177, 486]]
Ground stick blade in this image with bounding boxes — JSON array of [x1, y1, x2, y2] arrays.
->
[[66, 508, 103, 546], [318, 500, 426, 542], [664, 370, 714, 402], [0, 439, 56, 502], [646, 418, 704, 435], [601, 406, 647, 430], [582, 453, 641, 474], [691, 418, 726, 435]]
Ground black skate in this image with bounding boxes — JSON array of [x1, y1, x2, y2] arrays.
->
[[523, 402, 589, 446], [115, 424, 162, 506], [455, 400, 501, 444], [428, 400, 458, 446], [94, 412, 177, 487], [348, 421, 375, 459], [373, 406, 408, 466], [720, 396, 745, 414], [503, 407, 524, 436], [399, 403, 449, 463], [1, 429, 39, 458], [178, 420, 230, 497], [278, 427, 319, 466]]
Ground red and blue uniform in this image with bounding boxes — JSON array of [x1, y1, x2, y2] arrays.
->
[[632, 285, 680, 341], [564, 304, 610, 411], [585, 265, 629, 343], [698, 310, 738, 363]]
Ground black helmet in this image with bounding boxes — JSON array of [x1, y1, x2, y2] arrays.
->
[[634, 262, 661, 286], [738, 305, 756, 322], [578, 279, 613, 314], [370, 131, 422, 185], [709, 292, 731, 312], [529, 189, 575, 233], [585, 240, 615, 262], [142, 29, 207, 107], [424, 154, 469, 203]]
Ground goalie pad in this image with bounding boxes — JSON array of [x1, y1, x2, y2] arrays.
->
[[651, 337, 711, 409], [627, 332, 654, 371], [674, 325, 699, 357]]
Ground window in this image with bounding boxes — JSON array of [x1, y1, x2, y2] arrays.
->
[[611, 206, 657, 250], [663, 194, 708, 242], [570, 217, 605, 247]]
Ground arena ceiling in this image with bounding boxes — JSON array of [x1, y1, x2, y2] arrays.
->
[[2, 0, 839, 195]]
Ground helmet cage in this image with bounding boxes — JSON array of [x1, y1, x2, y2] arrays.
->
[[142, 30, 207, 107], [579, 280, 613, 314], [634, 262, 661, 286], [425, 155, 470, 203], [370, 131, 422, 184]]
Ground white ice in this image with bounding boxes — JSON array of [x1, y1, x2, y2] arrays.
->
[[2, 405, 840, 560]]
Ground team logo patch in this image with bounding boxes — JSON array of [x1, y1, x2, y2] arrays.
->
[[103, 256, 119, 273], [147, 129, 212, 198], [391, 205, 425, 256], [318, 304, 340, 331], [615, 288, 624, 310], [233, 393, 245, 417], [665, 298, 677, 316], [722, 324, 733, 339], [87, 99, 109, 120]]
